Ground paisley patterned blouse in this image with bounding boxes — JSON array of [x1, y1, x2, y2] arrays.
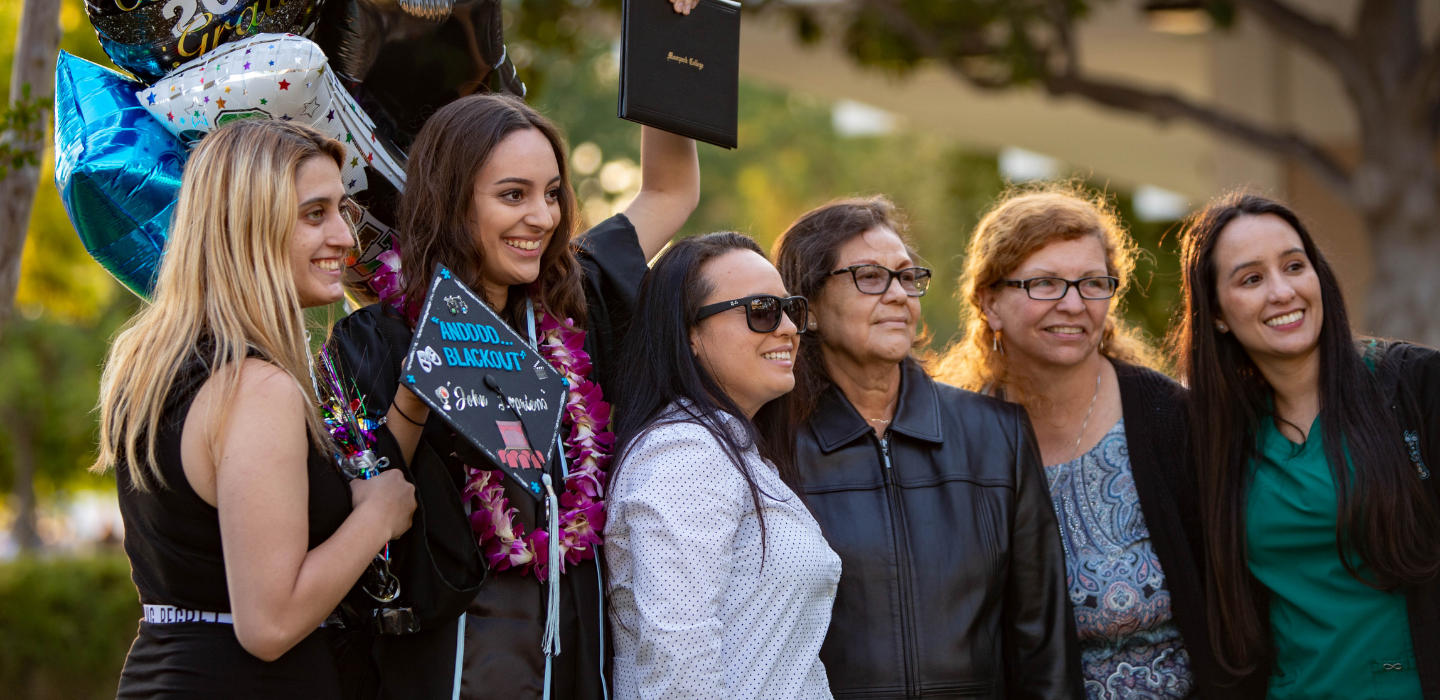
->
[[1045, 419, 1194, 700]]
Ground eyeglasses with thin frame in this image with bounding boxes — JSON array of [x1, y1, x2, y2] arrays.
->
[[829, 264, 932, 297], [695, 294, 809, 334], [997, 276, 1120, 301]]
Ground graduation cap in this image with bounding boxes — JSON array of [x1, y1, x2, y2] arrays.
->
[[402, 266, 565, 501]]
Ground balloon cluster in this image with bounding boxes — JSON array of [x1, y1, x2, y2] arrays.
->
[[60, 0, 525, 302]]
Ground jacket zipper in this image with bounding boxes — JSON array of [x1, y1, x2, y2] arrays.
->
[[880, 432, 917, 697]]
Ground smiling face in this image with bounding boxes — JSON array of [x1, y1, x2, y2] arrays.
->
[[289, 156, 355, 308], [1211, 213, 1324, 364], [690, 250, 799, 419], [980, 235, 1111, 372], [814, 227, 920, 369], [469, 128, 563, 306]]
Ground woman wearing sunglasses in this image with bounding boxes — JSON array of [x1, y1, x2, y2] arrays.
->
[[933, 186, 1232, 699], [774, 196, 1080, 699], [605, 232, 842, 700]]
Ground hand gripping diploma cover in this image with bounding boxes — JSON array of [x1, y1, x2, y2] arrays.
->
[[618, 0, 740, 149], [402, 266, 565, 501]]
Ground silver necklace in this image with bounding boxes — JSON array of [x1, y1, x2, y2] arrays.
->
[[867, 393, 899, 425], [1071, 370, 1102, 460]]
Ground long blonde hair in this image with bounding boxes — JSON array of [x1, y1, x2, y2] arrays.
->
[[934, 182, 1156, 404], [94, 120, 347, 491]]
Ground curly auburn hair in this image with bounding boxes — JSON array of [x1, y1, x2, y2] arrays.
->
[[934, 182, 1157, 404]]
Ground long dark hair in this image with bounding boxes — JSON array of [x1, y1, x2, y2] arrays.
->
[[1172, 192, 1440, 675], [772, 196, 924, 423], [610, 232, 802, 553], [398, 94, 586, 329]]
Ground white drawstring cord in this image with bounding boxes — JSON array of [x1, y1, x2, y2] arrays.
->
[[541, 473, 562, 700], [530, 297, 584, 700], [542, 473, 562, 658], [451, 613, 465, 700], [526, 297, 538, 346]]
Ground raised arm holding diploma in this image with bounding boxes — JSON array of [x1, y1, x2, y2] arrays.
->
[[326, 6, 701, 695]]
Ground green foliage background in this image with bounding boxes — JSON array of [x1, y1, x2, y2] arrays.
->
[[0, 3, 1182, 696], [0, 555, 139, 699]]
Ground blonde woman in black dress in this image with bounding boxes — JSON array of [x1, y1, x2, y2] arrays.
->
[[96, 120, 418, 699]]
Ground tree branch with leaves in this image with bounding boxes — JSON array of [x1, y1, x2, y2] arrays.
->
[[772, 0, 1440, 345]]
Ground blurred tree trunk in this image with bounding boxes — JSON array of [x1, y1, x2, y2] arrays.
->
[[4, 409, 41, 551], [1354, 116, 1440, 345], [0, 0, 63, 334]]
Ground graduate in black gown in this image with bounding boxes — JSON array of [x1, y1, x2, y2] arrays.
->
[[97, 120, 419, 699], [327, 93, 699, 698]]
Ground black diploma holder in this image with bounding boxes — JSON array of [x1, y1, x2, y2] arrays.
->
[[401, 266, 566, 501], [618, 0, 741, 149]]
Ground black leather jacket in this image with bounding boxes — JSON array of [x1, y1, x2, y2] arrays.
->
[[797, 358, 1082, 699]]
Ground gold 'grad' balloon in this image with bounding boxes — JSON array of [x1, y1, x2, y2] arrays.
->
[[85, 0, 324, 83]]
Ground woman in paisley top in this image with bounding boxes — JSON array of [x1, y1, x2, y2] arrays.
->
[[936, 184, 1233, 698], [1046, 421, 1186, 697]]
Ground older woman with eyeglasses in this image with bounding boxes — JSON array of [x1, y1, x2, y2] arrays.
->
[[774, 196, 1082, 700], [934, 185, 1236, 699]]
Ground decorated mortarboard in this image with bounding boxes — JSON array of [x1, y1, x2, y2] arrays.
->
[[402, 266, 565, 501]]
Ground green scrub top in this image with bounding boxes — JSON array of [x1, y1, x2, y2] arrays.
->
[[1246, 413, 1421, 700]]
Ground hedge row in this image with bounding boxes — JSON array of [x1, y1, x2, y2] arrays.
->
[[0, 554, 138, 700]]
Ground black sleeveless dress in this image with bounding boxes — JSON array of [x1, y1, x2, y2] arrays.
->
[[114, 348, 357, 699]]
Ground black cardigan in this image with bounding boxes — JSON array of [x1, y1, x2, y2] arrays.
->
[[1385, 342, 1440, 699], [1112, 361, 1250, 697]]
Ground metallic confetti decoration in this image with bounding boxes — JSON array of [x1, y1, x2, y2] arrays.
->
[[396, 0, 454, 22]]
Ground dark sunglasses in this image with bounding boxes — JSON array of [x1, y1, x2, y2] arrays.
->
[[695, 294, 809, 334], [830, 264, 932, 297]]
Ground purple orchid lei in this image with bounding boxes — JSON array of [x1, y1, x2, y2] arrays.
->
[[366, 255, 613, 581], [368, 249, 416, 319], [462, 305, 613, 581]]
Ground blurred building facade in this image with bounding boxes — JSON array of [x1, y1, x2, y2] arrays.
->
[[737, 0, 1434, 329]]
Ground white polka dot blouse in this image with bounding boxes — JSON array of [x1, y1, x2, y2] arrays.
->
[[605, 408, 842, 700]]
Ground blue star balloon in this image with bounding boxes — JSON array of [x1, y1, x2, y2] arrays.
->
[[54, 51, 186, 299]]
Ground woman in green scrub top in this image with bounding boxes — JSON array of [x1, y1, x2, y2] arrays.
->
[[1171, 192, 1440, 700]]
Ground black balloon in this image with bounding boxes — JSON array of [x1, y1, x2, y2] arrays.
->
[[314, 0, 524, 148], [86, 0, 324, 83]]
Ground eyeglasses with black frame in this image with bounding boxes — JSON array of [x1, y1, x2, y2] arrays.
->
[[997, 276, 1120, 301], [694, 294, 810, 334], [829, 264, 932, 297]]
